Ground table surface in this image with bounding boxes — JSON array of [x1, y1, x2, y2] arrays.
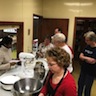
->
[[0, 58, 49, 96]]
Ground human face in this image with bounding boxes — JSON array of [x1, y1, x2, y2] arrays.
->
[[52, 40, 59, 47], [44, 38, 50, 46], [54, 28, 61, 34], [47, 57, 61, 73], [85, 38, 92, 45], [54, 28, 58, 34]]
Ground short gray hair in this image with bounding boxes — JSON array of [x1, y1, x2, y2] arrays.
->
[[52, 33, 66, 43], [84, 31, 96, 42], [84, 31, 95, 38]]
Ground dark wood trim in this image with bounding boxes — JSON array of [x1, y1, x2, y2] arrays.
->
[[33, 14, 43, 44], [73, 17, 77, 51]]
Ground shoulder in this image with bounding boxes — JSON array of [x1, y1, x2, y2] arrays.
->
[[48, 43, 54, 47], [39, 43, 44, 48], [62, 45, 71, 51], [62, 45, 73, 56], [62, 71, 76, 87], [61, 72, 77, 95], [57, 72, 77, 96], [39, 43, 43, 46]]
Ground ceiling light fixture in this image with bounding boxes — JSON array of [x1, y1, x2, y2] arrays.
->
[[69, 9, 83, 13], [64, 2, 93, 6]]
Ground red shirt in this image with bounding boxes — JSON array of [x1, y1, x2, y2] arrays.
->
[[40, 71, 77, 96]]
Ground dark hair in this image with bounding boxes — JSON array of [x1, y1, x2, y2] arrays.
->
[[44, 35, 51, 41], [58, 28, 62, 32], [0, 36, 13, 47], [55, 27, 62, 33]]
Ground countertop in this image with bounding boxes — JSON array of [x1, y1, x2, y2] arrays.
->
[[0, 58, 49, 96]]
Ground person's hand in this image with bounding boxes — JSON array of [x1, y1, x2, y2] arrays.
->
[[38, 93, 44, 96], [85, 57, 96, 64], [9, 59, 20, 66], [10, 62, 16, 66], [36, 52, 44, 58]]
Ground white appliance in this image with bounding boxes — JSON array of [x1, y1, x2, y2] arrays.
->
[[19, 52, 35, 78]]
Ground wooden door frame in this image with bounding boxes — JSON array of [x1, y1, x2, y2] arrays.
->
[[0, 21, 24, 58], [73, 17, 96, 55], [33, 14, 43, 44]]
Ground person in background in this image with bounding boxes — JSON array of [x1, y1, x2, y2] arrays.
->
[[36, 36, 54, 58], [0, 36, 16, 73], [38, 47, 77, 96], [54, 27, 62, 34], [52, 27, 74, 56], [51, 27, 62, 39], [52, 33, 73, 73], [78, 31, 96, 96]]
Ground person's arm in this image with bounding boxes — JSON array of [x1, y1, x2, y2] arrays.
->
[[79, 53, 96, 64], [0, 53, 16, 70], [0, 63, 10, 70], [38, 72, 51, 96], [0, 53, 10, 70], [64, 74, 77, 96], [64, 84, 77, 96], [38, 93, 44, 96], [38, 43, 43, 51], [79, 53, 88, 61], [38, 82, 48, 96]]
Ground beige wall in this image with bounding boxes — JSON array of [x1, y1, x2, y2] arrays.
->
[[43, 0, 96, 47], [0, 0, 43, 52], [0, 0, 96, 52], [22, 0, 43, 52]]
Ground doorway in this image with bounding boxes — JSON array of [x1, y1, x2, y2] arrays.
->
[[41, 18, 69, 43], [0, 27, 19, 58], [73, 17, 96, 59], [0, 21, 24, 58], [33, 16, 69, 45]]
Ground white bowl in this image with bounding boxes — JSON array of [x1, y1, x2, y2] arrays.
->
[[0, 75, 20, 90]]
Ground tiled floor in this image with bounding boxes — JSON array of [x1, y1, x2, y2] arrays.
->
[[72, 60, 96, 96]]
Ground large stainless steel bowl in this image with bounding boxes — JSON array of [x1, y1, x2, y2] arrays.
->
[[13, 78, 43, 96]]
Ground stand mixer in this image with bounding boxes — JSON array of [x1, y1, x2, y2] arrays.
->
[[19, 52, 35, 78], [19, 52, 49, 82]]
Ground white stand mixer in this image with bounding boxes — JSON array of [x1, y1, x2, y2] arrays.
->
[[19, 52, 35, 78]]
